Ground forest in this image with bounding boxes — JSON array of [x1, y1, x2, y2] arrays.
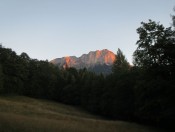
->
[[0, 18, 175, 129]]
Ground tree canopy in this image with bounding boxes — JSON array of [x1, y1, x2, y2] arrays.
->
[[133, 20, 175, 77]]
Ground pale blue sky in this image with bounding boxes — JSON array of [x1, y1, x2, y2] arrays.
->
[[0, 0, 174, 63]]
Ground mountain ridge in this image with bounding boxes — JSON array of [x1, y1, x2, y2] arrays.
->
[[50, 49, 116, 69]]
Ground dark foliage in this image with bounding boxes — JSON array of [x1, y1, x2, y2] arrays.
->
[[133, 19, 175, 129]]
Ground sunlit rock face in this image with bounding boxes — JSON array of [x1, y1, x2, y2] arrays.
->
[[50, 49, 116, 72]]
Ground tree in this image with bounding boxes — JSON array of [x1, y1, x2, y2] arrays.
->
[[133, 20, 175, 77], [0, 46, 24, 93], [0, 64, 3, 93], [133, 19, 175, 128], [0, 45, 3, 92], [112, 48, 130, 73], [172, 7, 175, 28], [20, 52, 30, 62]]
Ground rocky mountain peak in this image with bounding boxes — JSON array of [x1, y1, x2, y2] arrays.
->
[[50, 49, 116, 70]]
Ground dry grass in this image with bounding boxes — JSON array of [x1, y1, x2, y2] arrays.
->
[[0, 96, 164, 132]]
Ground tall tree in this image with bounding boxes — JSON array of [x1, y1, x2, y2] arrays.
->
[[133, 20, 175, 77], [112, 48, 130, 73], [172, 7, 175, 28], [0, 64, 3, 93], [0, 45, 3, 92], [133, 19, 175, 128]]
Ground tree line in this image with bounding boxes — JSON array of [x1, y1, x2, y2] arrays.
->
[[0, 17, 175, 129]]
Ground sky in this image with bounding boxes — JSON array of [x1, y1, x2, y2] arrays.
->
[[0, 0, 174, 64]]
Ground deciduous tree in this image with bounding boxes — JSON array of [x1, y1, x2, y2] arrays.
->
[[133, 20, 175, 77]]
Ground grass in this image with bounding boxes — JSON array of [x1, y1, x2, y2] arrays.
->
[[0, 95, 165, 132]]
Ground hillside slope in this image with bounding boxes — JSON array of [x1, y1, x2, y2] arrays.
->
[[0, 96, 164, 132]]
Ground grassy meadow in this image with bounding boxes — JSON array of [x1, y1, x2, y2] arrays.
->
[[0, 96, 165, 132]]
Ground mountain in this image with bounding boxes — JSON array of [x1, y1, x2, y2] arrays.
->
[[50, 49, 116, 74]]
